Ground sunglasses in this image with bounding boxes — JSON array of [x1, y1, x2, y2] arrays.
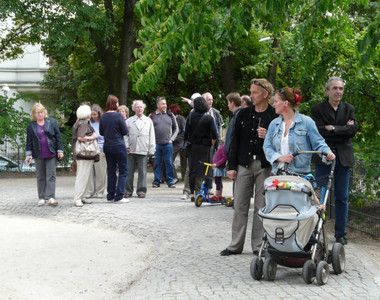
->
[[253, 80, 269, 93], [279, 88, 289, 101]]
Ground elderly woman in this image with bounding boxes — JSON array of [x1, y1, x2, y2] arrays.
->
[[72, 105, 98, 207], [263, 87, 335, 175], [100, 95, 129, 203], [184, 97, 217, 202], [25, 103, 64, 206], [86, 104, 107, 198], [124, 100, 155, 198], [118, 105, 129, 121]]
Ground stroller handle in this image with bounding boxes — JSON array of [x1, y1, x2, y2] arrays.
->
[[292, 150, 328, 157], [281, 151, 336, 173]]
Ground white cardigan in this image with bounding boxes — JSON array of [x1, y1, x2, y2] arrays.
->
[[125, 115, 156, 155]]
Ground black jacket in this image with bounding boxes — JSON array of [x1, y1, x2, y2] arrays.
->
[[228, 104, 277, 170], [26, 118, 64, 158], [184, 111, 217, 147], [311, 99, 358, 167]]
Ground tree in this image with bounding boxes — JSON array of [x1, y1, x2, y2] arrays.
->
[[0, 94, 31, 163], [0, 0, 136, 105]]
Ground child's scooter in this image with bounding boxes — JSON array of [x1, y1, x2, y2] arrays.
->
[[195, 161, 233, 207]]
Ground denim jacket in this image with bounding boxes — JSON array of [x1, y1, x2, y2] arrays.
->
[[26, 118, 64, 158], [263, 111, 331, 174]]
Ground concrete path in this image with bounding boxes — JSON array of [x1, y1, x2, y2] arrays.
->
[[0, 174, 379, 299]]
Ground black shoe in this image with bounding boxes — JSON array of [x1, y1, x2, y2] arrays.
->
[[220, 248, 240, 256], [336, 235, 348, 245], [191, 197, 195, 202]]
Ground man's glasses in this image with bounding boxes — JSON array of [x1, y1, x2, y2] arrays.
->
[[279, 88, 289, 101], [253, 80, 269, 93]]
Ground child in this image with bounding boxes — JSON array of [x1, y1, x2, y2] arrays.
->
[[211, 143, 228, 201]]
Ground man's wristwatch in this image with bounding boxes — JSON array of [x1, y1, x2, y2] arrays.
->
[[332, 126, 336, 131]]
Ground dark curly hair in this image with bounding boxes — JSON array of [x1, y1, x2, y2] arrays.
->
[[193, 97, 208, 113]]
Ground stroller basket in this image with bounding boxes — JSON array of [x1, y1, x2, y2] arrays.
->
[[259, 175, 320, 253]]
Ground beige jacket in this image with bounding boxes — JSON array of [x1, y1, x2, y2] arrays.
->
[[125, 115, 156, 155]]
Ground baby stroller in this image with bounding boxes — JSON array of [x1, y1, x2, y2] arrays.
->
[[250, 151, 346, 285]]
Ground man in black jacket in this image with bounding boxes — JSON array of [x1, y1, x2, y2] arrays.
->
[[220, 79, 277, 256], [311, 77, 358, 245]]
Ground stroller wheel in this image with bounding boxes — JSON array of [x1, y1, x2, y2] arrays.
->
[[332, 242, 346, 274], [316, 261, 330, 285], [194, 195, 203, 207], [302, 260, 316, 284], [250, 256, 263, 280], [263, 257, 277, 281]]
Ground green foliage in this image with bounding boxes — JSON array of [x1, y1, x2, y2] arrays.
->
[[0, 94, 31, 150]]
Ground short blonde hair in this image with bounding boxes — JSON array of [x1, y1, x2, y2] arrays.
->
[[31, 103, 48, 121], [251, 78, 274, 101], [76, 105, 91, 120], [118, 105, 129, 118]]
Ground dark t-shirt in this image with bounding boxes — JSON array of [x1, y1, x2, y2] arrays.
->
[[99, 112, 128, 147]]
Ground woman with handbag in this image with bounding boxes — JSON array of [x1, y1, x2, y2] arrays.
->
[[72, 105, 99, 207], [184, 97, 217, 202], [25, 103, 64, 206], [99, 95, 129, 203]]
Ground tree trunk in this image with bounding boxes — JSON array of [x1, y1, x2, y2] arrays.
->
[[220, 53, 235, 98], [267, 37, 280, 89], [94, 0, 117, 96], [118, 0, 136, 106]]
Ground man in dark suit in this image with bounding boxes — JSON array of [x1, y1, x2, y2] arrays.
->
[[311, 77, 358, 245]]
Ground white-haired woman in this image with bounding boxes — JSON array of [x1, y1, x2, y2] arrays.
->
[[25, 103, 64, 206], [72, 105, 98, 207], [124, 100, 155, 198]]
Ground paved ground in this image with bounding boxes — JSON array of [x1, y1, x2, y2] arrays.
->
[[0, 173, 379, 299]]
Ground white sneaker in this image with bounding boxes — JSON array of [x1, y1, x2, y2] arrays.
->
[[181, 194, 188, 200], [48, 198, 58, 205], [38, 199, 45, 206], [82, 199, 93, 204], [75, 200, 83, 207], [116, 198, 130, 203]]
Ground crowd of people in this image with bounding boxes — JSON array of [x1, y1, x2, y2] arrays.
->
[[25, 76, 357, 247]]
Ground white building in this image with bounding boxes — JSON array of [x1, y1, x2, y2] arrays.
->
[[0, 44, 50, 160], [0, 44, 49, 111]]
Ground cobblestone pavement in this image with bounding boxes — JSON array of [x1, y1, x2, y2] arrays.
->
[[0, 174, 379, 300]]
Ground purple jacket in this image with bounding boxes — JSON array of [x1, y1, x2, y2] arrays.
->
[[213, 144, 228, 168]]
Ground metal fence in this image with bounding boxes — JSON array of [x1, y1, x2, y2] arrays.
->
[[326, 160, 380, 238], [1, 140, 379, 237]]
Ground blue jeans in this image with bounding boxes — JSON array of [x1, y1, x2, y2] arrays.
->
[[315, 154, 350, 237], [153, 143, 175, 186], [104, 143, 128, 201]]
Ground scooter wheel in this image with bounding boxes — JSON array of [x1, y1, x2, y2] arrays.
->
[[195, 194, 203, 207]]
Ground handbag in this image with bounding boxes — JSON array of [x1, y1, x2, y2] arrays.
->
[[75, 139, 100, 159], [182, 113, 208, 158]]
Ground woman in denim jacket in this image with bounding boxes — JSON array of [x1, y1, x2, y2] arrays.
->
[[263, 87, 335, 175]]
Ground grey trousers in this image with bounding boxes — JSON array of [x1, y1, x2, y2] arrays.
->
[[74, 160, 94, 201], [86, 151, 107, 197], [227, 160, 271, 253], [35, 157, 57, 200], [125, 154, 148, 195]]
